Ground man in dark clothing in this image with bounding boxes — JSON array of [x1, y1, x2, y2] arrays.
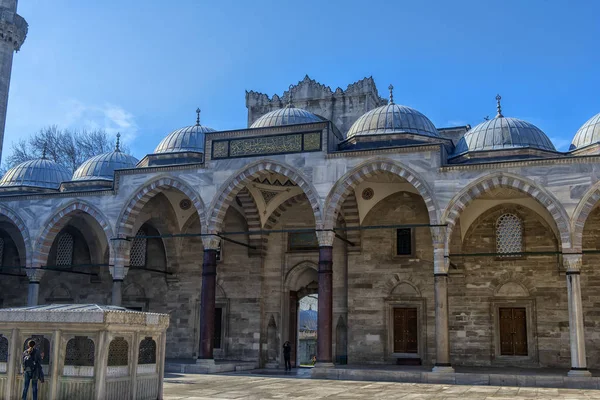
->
[[283, 341, 292, 371], [22, 340, 42, 400]]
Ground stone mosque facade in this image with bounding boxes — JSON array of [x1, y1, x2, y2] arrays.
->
[[2, 2, 600, 377]]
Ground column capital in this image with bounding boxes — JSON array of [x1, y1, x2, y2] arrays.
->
[[202, 235, 221, 251], [316, 230, 335, 247], [109, 265, 129, 281], [26, 267, 44, 283], [430, 226, 447, 246], [563, 253, 583, 273]]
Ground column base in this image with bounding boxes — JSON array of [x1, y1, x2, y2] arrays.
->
[[196, 358, 216, 366], [568, 368, 592, 377], [432, 364, 455, 373], [314, 362, 335, 369]]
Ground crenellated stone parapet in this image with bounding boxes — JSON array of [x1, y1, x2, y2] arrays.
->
[[0, 9, 27, 51]]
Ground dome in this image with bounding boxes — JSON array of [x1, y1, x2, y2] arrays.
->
[[570, 112, 600, 150], [73, 138, 138, 181], [0, 157, 71, 189], [155, 109, 216, 154], [347, 85, 439, 139], [250, 105, 323, 129], [454, 95, 556, 155]]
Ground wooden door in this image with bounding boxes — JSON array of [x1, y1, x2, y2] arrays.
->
[[393, 308, 418, 353], [499, 307, 528, 356]]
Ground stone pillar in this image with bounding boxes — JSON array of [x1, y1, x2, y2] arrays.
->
[[109, 238, 129, 307], [0, 0, 26, 162], [157, 332, 167, 400], [316, 230, 335, 367], [431, 227, 454, 373], [26, 267, 43, 306], [197, 236, 219, 363], [49, 329, 61, 399], [5, 328, 18, 400], [563, 254, 591, 377], [95, 330, 109, 400]]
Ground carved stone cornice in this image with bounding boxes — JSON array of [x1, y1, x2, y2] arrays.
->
[[0, 10, 27, 51]]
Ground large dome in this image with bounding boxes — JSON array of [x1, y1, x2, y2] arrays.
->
[[155, 109, 216, 154], [347, 103, 439, 139], [570, 112, 600, 150], [73, 139, 138, 181], [250, 105, 323, 129], [0, 157, 71, 189]]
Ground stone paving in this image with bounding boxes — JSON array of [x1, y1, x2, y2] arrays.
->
[[163, 373, 600, 399]]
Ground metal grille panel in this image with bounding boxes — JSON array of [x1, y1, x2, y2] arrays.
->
[[65, 336, 95, 366], [0, 335, 7, 362], [138, 337, 156, 364], [108, 337, 128, 366], [130, 228, 147, 267], [56, 233, 74, 266], [496, 213, 523, 256]]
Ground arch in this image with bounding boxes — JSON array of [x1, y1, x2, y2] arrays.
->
[[207, 160, 323, 233], [391, 281, 421, 297], [116, 175, 206, 238], [443, 172, 571, 251], [323, 158, 440, 229], [490, 271, 537, 297], [47, 283, 73, 303], [33, 200, 113, 267], [284, 261, 318, 289], [384, 273, 424, 295], [123, 282, 146, 299], [572, 182, 600, 251], [495, 282, 529, 297], [236, 188, 263, 255], [0, 205, 31, 267]]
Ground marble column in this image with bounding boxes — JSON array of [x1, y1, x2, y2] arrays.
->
[[316, 230, 335, 367], [109, 238, 129, 307], [198, 236, 219, 363], [563, 254, 591, 377], [431, 228, 454, 373], [26, 267, 43, 306]]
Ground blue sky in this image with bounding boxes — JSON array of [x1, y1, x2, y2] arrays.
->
[[5, 0, 600, 160]]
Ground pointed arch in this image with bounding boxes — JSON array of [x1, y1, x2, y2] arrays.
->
[[0, 205, 31, 267], [33, 200, 113, 267], [236, 188, 263, 255], [572, 182, 600, 251], [443, 172, 571, 251], [116, 175, 206, 238], [323, 158, 439, 230], [284, 260, 318, 289], [207, 160, 323, 233]]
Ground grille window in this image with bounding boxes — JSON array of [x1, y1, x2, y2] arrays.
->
[[396, 229, 412, 256], [130, 228, 147, 267], [108, 337, 128, 366], [56, 233, 74, 266], [496, 214, 523, 256], [64, 336, 95, 366]]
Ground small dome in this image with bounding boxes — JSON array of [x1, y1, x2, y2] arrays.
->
[[454, 117, 556, 154], [73, 143, 138, 181], [0, 157, 71, 189], [155, 109, 216, 154], [347, 103, 439, 139], [250, 105, 322, 129], [570, 112, 600, 150]]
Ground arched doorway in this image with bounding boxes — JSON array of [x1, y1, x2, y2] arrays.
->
[[297, 293, 317, 367]]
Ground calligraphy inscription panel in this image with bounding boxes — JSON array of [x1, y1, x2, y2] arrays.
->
[[212, 131, 322, 159]]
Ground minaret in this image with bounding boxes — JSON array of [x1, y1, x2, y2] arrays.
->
[[0, 0, 27, 163]]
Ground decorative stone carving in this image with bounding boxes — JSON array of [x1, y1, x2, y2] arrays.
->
[[25, 267, 44, 283], [107, 337, 128, 366], [316, 230, 335, 247], [563, 253, 583, 273], [202, 235, 221, 251], [259, 189, 279, 205]]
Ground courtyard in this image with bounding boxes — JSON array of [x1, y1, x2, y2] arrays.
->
[[163, 373, 600, 399]]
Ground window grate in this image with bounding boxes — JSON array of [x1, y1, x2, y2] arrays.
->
[[64, 336, 95, 366], [56, 233, 74, 266], [496, 213, 523, 256], [138, 337, 156, 364], [130, 228, 147, 267], [108, 337, 128, 366]]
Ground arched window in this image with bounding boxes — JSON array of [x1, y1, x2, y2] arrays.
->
[[496, 213, 523, 256], [107, 337, 128, 366], [138, 337, 156, 364], [64, 336, 95, 367], [23, 336, 50, 365], [0, 335, 8, 363], [56, 233, 74, 266], [130, 228, 147, 267]]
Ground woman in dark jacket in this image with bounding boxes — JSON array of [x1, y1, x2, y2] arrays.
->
[[283, 341, 292, 371], [22, 340, 43, 400]]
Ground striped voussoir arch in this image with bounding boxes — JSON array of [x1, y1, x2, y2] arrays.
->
[[0, 205, 31, 268], [262, 193, 310, 253], [324, 159, 439, 229], [444, 174, 571, 251], [33, 201, 113, 267], [236, 188, 263, 256], [571, 183, 600, 252], [340, 192, 361, 251]]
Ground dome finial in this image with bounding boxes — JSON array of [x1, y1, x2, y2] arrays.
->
[[115, 133, 121, 152], [495, 94, 503, 118], [388, 84, 394, 104], [287, 84, 294, 107], [41, 142, 47, 159], [196, 108, 201, 125]]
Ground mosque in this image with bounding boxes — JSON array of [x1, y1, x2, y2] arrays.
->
[[1, 1, 600, 377]]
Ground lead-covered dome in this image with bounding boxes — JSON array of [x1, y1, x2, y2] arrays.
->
[[454, 95, 556, 155], [155, 109, 216, 154], [250, 105, 323, 129], [347, 85, 439, 139], [73, 136, 138, 181], [570, 112, 600, 150], [0, 157, 70, 189]]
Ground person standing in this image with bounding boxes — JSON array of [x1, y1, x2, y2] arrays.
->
[[283, 341, 292, 372], [22, 340, 42, 400]]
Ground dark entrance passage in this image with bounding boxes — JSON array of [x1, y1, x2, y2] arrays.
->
[[499, 307, 528, 356], [393, 307, 418, 354]]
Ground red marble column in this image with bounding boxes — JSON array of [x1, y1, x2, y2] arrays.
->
[[317, 246, 333, 364], [198, 249, 217, 359]]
